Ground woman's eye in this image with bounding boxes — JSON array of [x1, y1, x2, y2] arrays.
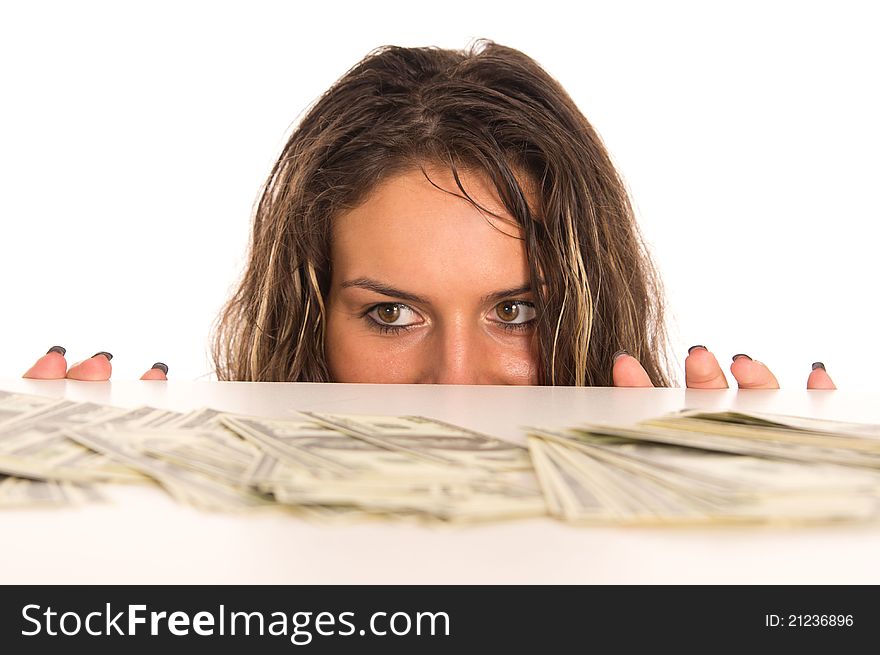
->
[[367, 303, 420, 326], [492, 300, 536, 324]]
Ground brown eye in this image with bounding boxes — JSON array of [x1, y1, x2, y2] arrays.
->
[[366, 303, 421, 331], [377, 304, 401, 323], [495, 301, 519, 322]]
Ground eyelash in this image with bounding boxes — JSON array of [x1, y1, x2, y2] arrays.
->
[[362, 301, 537, 335]]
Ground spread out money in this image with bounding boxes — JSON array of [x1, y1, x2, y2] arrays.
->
[[0, 390, 543, 522], [3, 387, 880, 526], [527, 408, 880, 525]]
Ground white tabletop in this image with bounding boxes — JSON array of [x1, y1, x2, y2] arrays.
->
[[2, 378, 879, 584]]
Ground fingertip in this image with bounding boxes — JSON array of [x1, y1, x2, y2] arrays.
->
[[22, 347, 68, 380], [140, 363, 168, 381], [66, 353, 113, 381], [611, 351, 654, 388], [684, 346, 729, 389], [730, 354, 780, 389], [807, 364, 837, 390]]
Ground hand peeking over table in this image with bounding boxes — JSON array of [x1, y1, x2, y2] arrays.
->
[[22, 347, 168, 381], [611, 345, 836, 390]]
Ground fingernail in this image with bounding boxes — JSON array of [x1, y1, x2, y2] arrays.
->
[[812, 361, 826, 371], [612, 349, 629, 362], [732, 353, 752, 362], [151, 362, 169, 375], [687, 345, 707, 354], [92, 351, 113, 361], [46, 346, 66, 356]]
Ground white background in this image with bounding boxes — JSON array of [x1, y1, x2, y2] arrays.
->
[[1, 0, 877, 388]]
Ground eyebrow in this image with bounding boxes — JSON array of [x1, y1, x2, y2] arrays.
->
[[339, 277, 538, 305]]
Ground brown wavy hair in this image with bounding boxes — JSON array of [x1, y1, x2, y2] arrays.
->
[[213, 39, 676, 387]]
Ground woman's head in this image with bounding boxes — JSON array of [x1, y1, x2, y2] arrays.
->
[[214, 39, 674, 386], [325, 164, 540, 384]]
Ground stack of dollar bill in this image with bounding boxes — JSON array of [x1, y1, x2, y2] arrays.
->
[[0, 390, 543, 522], [3, 388, 880, 525], [528, 409, 880, 525]]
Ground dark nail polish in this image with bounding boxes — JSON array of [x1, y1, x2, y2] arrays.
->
[[92, 351, 113, 361], [46, 346, 66, 356], [151, 362, 169, 375], [732, 353, 752, 362], [811, 362, 826, 371], [612, 349, 628, 362], [688, 345, 707, 354]]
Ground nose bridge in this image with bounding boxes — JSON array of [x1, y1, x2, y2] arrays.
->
[[430, 316, 483, 384]]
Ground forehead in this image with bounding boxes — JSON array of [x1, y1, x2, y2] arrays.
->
[[331, 166, 531, 291]]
